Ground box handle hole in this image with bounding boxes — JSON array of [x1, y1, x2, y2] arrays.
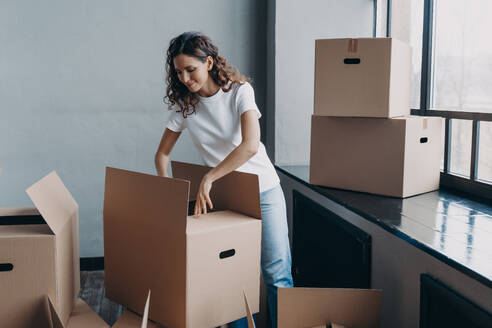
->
[[344, 58, 361, 64], [219, 249, 235, 259], [420, 137, 428, 143], [0, 263, 13, 272]]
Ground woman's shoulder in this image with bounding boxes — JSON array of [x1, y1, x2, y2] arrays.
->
[[229, 81, 254, 97], [235, 80, 252, 90]]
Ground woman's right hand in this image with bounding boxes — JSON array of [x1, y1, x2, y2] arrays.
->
[[194, 174, 214, 217]]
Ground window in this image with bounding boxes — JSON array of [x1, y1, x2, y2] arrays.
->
[[383, 0, 492, 200], [378, 0, 424, 109], [433, 1, 492, 113]]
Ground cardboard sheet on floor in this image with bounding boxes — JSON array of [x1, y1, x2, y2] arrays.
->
[[314, 37, 411, 118], [0, 172, 80, 328], [278, 287, 381, 328], [246, 287, 381, 328], [104, 162, 262, 328]]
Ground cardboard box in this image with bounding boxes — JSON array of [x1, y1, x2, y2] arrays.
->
[[314, 37, 411, 118], [0, 172, 80, 328], [57, 298, 109, 328], [44, 290, 158, 328], [310, 115, 443, 198], [245, 288, 382, 328], [103, 161, 262, 328]]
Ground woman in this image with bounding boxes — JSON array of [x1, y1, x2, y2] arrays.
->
[[155, 31, 293, 328]]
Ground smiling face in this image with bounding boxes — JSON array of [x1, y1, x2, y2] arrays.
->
[[173, 54, 213, 94]]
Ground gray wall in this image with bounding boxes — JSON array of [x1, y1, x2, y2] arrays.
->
[[0, 0, 267, 257], [274, 0, 374, 165]]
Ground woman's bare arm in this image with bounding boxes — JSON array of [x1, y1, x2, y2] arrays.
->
[[155, 128, 182, 177]]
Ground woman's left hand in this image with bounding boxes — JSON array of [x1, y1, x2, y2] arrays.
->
[[194, 174, 213, 217]]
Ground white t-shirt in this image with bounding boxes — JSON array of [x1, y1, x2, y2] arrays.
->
[[166, 82, 279, 192]]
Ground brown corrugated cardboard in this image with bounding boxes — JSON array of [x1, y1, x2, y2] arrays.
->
[[45, 295, 65, 328], [278, 288, 381, 328], [112, 312, 160, 328], [310, 115, 443, 197], [245, 288, 380, 328], [0, 172, 80, 328], [66, 298, 109, 328], [104, 162, 262, 328], [314, 38, 411, 118], [243, 291, 256, 328], [171, 161, 262, 219], [45, 291, 156, 328], [113, 291, 161, 328]]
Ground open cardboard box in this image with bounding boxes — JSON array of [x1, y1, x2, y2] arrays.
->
[[314, 37, 411, 118], [245, 288, 382, 328], [310, 115, 443, 198], [44, 290, 159, 328], [0, 172, 80, 328], [103, 161, 262, 328]]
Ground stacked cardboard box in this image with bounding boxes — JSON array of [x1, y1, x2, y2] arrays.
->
[[310, 37, 443, 198]]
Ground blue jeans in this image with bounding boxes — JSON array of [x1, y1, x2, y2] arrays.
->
[[229, 184, 294, 328]]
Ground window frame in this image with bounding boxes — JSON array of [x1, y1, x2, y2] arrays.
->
[[387, 0, 492, 202]]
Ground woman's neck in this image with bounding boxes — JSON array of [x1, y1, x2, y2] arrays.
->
[[198, 78, 220, 97]]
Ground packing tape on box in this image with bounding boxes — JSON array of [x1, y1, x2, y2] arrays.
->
[[347, 38, 358, 53]]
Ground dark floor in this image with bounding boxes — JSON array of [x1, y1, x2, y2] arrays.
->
[[78, 271, 229, 327], [79, 270, 123, 326]]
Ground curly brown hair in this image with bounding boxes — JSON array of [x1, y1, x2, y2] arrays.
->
[[164, 32, 251, 118]]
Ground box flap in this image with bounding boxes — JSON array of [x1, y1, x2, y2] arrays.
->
[[186, 210, 259, 235], [112, 312, 161, 328], [66, 298, 109, 328], [27, 171, 80, 323], [141, 290, 150, 328], [278, 287, 382, 328], [112, 290, 160, 328], [45, 295, 65, 328], [104, 168, 188, 327], [26, 171, 78, 236], [244, 291, 256, 328], [44, 296, 110, 328], [171, 161, 261, 219]]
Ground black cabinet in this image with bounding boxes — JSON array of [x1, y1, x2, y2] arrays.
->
[[420, 274, 492, 328], [292, 190, 371, 288]]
